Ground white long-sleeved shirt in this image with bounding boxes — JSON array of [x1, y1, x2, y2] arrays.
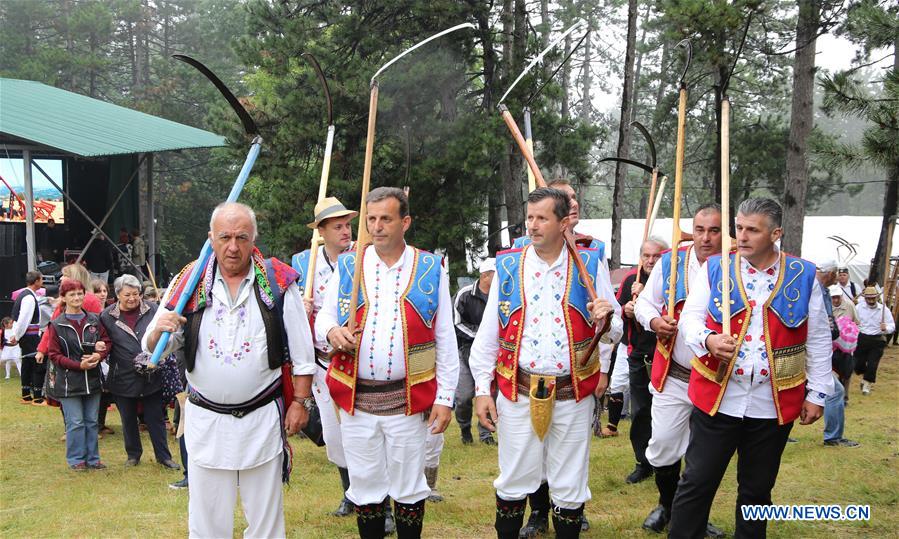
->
[[680, 252, 834, 419], [856, 301, 895, 336], [314, 244, 459, 407], [12, 289, 38, 340], [634, 247, 703, 369], [142, 263, 314, 470], [469, 246, 623, 397]]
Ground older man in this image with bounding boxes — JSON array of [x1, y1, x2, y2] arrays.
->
[[633, 204, 725, 536], [471, 187, 622, 539], [143, 202, 314, 538], [317, 187, 459, 539], [669, 198, 833, 539]]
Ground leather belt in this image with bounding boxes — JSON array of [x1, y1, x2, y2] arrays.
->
[[667, 360, 692, 384], [516, 369, 575, 401]]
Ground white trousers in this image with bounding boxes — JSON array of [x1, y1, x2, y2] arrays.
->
[[610, 343, 630, 393], [645, 376, 692, 467], [424, 430, 444, 468], [495, 393, 594, 509], [339, 409, 430, 505], [187, 454, 285, 539], [312, 365, 347, 467]]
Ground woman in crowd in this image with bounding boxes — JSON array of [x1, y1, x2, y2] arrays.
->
[[100, 274, 179, 470], [44, 279, 111, 470], [91, 278, 115, 436]]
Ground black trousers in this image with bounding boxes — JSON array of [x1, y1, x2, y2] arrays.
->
[[627, 351, 653, 468], [669, 408, 793, 539], [18, 335, 42, 398], [853, 333, 886, 383], [114, 391, 172, 462]]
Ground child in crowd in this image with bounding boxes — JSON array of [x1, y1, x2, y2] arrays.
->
[[1, 317, 23, 379], [44, 279, 111, 470]]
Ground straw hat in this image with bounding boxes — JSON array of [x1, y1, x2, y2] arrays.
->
[[862, 286, 879, 298], [307, 197, 358, 229]]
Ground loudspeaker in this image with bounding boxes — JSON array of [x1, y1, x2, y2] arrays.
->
[[0, 254, 28, 300]]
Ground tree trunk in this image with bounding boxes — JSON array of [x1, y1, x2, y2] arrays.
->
[[501, 0, 527, 228], [579, 17, 593, 121], [869, 43, 899, 285], [610, 0, 639, 269], [561, 32, 571, 119], [782, 0, 819, 256]]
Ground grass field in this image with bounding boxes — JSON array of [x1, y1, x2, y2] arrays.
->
[[1, 349, 897, 538]]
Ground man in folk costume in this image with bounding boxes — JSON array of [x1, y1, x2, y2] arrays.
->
[[10, 270, 44, 403], [632, 204, 725, 536], [511, 177, 604, 536], [144, 202, 314, 538], [290, 196, 368, 519], [616, 237, 667, 486], [853, 286, 896, 396], [668, 198, 834, 539], [316, 187, 459, 539], [470, 187, 623, 539]]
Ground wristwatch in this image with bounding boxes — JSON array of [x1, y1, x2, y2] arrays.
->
[[293, 395, 315, 412]]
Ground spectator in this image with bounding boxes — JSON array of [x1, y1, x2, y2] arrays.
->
[[836, 268, 861, 303], [131, 229, 147, 271], [11, 270, 44, 403], [1, 317, 23, 379], [44, 279, 111, 470], [118, 227, 131, 245], [100, 274, 179, 470], [84, 235, 115, 284], [142, 285, 159, 304], [830, 285, 859, 401], [853, 286, 896, 395], [91, 279, 115, 436], [39, 218, 65, 262]]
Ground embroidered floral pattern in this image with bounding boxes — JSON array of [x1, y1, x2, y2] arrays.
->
[[520, 253, 570, 375], [367, 262, 403, 379], [731, 257, 778, 389]]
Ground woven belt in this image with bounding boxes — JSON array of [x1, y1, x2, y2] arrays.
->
[[355, 378, 407, 416], [315, 349, 330, 370], [667, 360, 692, 384], [187, 377, 282, 418], [516, 370, 575, 401]]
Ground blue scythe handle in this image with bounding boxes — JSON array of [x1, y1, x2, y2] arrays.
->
[[149, 137, 262, 367]]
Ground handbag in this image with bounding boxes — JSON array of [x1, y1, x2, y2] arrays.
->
[[299, 398, 325, 447]]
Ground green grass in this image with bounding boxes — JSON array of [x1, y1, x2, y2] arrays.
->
[[2, 350, 897, 538]]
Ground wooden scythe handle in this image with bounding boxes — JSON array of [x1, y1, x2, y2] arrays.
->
[[499, 105, 612, 367], [715, 97, 734, 384]]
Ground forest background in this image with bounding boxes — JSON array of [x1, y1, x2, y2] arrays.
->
[[1, 0, 896, 284]]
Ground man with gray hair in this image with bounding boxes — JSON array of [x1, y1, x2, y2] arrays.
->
[[669, 198, 833, 538], [143, 202, 315, 538], [317, 187, 459, 538]]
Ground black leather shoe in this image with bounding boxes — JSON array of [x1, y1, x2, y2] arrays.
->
[[461, 428, 474, 445], [625, 465, 653, 484], [705, 521, 726, 538], [642, 505, 669, 533], [481, 435, 497, 446], [124, 458, 140, 467], [518, 509, 548, 538], [333, 497, 355, 517], [159, 459, 181, 470]]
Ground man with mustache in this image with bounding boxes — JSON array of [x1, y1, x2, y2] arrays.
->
[[316, 187, 459, 539]]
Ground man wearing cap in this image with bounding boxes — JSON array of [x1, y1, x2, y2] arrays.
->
[[669, 198, 833, 539], [290, 196, 365, 520], [823, 283, 861, 448], [453, 258, 497, 446], [316, 187, 459, 538], [470, 187, 621, 539], [837, 268, 861, 303], [853, 286, 895, 396], [830, 284, 859, 396]]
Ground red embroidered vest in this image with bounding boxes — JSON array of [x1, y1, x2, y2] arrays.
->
[[651, 245, 692, 392]]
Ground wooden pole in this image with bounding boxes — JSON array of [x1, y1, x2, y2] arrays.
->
[[523, 107, 537, 193], [667, 83, 688, 316], [715, 97, 733, 383], [347, 82, 379, 336], [304, 124, 336, 301]]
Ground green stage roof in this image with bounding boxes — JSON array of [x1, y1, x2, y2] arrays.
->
[[0, 78, 226, 157]]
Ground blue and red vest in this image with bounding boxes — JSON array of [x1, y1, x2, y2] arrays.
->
[[494, 244, 602, 402], [290, 249, 313, 296], [651, 245, 692, 392], [688, 252, 816, 425], [326, 247, 443, 415]]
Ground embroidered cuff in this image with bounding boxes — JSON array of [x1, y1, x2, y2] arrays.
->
[[805, 389, 826, 407], [435, 388, 455, 407], [474, 375, 494, 397]]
